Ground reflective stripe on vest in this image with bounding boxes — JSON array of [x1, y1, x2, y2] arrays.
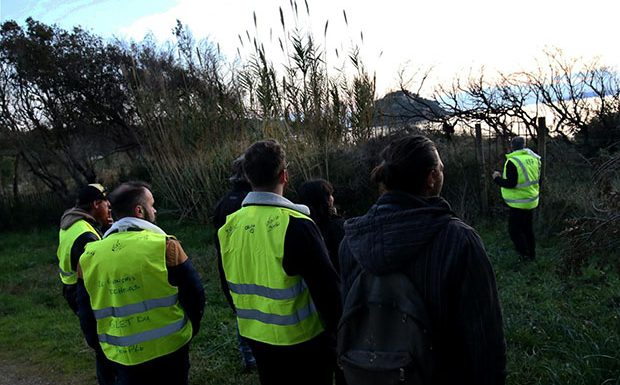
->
[[511, 157, 540, 189], [59, 268, 74, 277], [98, 317, 188, 347], [236, 301, 318, 326], [503, 195, 539, 204], [227, 281, 305, 300], [57, 219, 100, 285], [501, 150, 541, 209], [80, 230, 192, 366], [218, 205, 324, 346], [93, 294, 179, 319]]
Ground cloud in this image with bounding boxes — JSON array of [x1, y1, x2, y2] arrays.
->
[[117, 0, 275, 61], [115, 0, 620, 96], [117, 2, 178, 42], [118, 0, 235, 42], [9, 0, 109, 24]]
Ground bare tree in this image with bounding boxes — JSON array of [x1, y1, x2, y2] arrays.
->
[[394, 49, 619, 154], [525, 48, 620, 148]]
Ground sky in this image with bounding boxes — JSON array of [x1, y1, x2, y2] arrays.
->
[[1, 0, 619, 97]]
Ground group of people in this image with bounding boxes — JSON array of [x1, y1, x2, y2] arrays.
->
[[57, 182, 205, 385], [57, 134, 541, 385]]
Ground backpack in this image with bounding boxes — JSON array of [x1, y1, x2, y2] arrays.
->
[[337, 269, 434, 385]]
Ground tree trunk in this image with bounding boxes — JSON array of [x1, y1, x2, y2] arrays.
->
[[13, 152, 20, 204], [537, 117, 547, 225], [537, 117, 547, 185]]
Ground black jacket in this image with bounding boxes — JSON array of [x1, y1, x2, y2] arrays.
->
[[318, 215, 345, 273], [339, 191, 506, 385], [493, 160, 518, 188], [213, 182, 252, 231]]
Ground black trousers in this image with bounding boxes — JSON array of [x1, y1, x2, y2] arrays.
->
[[247, 332, 336, 385], [95, 351, 117, 385], [508, 208, 536, 260], [114, 344, 190, 385]]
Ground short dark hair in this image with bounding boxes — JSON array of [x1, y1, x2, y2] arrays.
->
[[229, 155, 247, 183], [108, 181, 151, 219], [371, 135, 439, 195], [511, 136, 525, 150], [243, 140, 286, 189]]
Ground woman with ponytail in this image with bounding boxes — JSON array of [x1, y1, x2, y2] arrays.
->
[[338, 135, 506, 385]]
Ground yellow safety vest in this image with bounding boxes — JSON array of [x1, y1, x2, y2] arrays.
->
[[80, 230, 192, 365], [501, 149, 541, 209], [218, 205, 324, 346], [57, 219, 100, 285]]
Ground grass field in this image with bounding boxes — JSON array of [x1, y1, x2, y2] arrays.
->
[[0, 220, 618, 385]]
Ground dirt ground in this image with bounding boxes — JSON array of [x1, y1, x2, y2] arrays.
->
[[0, 362, 52, 385], [0, 360, 83, 385]]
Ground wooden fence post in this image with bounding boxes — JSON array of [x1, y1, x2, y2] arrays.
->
[[536, 117, 547, 222], [537, 117, 547, 184], [475, 123, 489, 215]]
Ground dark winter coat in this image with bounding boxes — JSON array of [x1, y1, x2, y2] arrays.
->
[[339, 191, 506, 385]]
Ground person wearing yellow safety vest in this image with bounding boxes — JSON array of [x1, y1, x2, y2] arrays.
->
[[57, 183, 112, 313], [216, 140, 342, 385], [492, 136, 542, 261], [76, 181, 205, 385], [57, 183, 115, 385]]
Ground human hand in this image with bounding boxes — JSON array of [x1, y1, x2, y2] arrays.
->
[[492, 171, 501, 179]]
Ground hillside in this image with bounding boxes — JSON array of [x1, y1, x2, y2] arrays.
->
[[373, 90, 447, 127]]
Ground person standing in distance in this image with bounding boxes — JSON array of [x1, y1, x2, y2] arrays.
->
[[213, 155, 257, 371], [57, 183, 115, 385], [76, 181, 205, 385], [297, 179, 345, 273], [492, 136, 541, 261], [217, 140, 342, 385], [339, 135, 506, 385]]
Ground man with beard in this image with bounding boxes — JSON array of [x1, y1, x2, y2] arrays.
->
[[76, 181, 205, 385]]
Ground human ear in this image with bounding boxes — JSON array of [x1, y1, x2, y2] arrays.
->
[[135, 205, 144, 218], [92, 200, 104, 211], [280, 169, 289, 185]]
